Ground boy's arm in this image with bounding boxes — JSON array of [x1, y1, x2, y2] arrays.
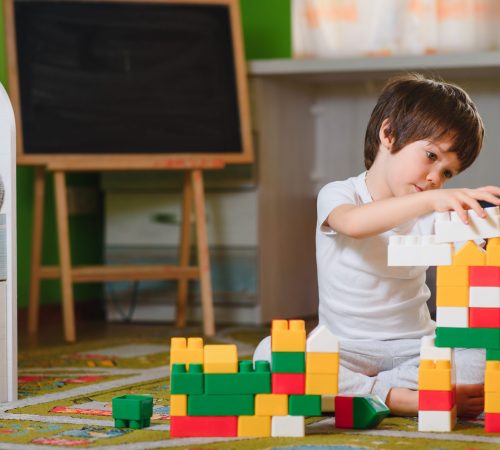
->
[[327, 186, 500, 239]]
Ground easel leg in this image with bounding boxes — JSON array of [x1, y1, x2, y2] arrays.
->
[[53, 171, 76, 342], [28, 166, 46, 335], [176, 171, 193, 328], [191, 170, 215, 336]]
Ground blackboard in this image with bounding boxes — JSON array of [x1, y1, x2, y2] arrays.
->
[[6, 0, 253, 168]]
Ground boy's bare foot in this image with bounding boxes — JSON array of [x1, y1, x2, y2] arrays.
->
[[385, 384, 484, 418]]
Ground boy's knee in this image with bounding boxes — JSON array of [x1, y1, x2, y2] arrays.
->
[[454, 348, 485, 384], [253, 336, 272, 367]]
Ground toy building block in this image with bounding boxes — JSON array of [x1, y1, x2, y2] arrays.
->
[[305, 373, 338, 395], [335, 395, 390, 429], [112, 394, 153, 429], [188, 394, 254, 416], [171, 363, 203, 395], [485, 392, 500, 413], [487, 237, 500, 265], [485, 412, 500, 433], [436, 265, 469, 286], [418, 408, 456, 432], [435, 207, 500, 243], [469, 287, 500, 308], [485, 361, 500, 392], [272, 352, 305, 373], [469, 307, 500, 328], [238, 415, 271, 437], [306, 324, 339, 352], [436, 327, 500, 349], [170, 337, 203, 369], [272, 373, 305, 394], [204, 360, 271, 395], [436, 285, 469, 307], [321, 395, 336, 412], [420, 336, 453, 361], [418, 360, 453, 391], [436, 306, 469, 328], [487, 349, 500, 361], [170, 416, 238, 437], [306, 352, 339, 374], [203, 344, 238, 374], [271, 320, 306, 352], [169, 394, 187, 416], [288, 394, 322, 416], [469, 266, 500, 286], [452, 240, 486, 266], [271, 415, 305, 437], [387, 235, 452, 266], [419, 390, 455, 411], [254, 393, 288, 416]]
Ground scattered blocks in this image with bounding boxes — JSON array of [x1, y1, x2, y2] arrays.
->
[[387, 235, 452, 266], [112, 394, 153, 429], [334, 395, 390, 429]]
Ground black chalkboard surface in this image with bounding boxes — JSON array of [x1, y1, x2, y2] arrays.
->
[[8, 0, 253, 167]]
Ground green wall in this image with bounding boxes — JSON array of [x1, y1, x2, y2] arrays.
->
[[1, 0, 291, 309]]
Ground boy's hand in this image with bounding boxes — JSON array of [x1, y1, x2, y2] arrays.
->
[[425, 186, 500, 224]]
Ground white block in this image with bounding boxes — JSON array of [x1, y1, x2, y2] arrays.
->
[[321, 395, 336, 412], [435, 207, 500, 243], [306, 325, 339, 352], [271, 416, 305, 437], [420, 335, 453, 361], [418, 408, 456, 432], [436, 306, 469, 328], [387, 235, 452, 266], [469, 286, 500, 308]]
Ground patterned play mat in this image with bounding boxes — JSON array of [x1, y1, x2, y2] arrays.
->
[[1, 326, 500, 449]]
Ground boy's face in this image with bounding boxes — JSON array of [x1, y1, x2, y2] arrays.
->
[[384, 137, 461, 198]]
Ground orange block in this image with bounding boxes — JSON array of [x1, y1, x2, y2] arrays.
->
[[271, 320, 306, 352], [170, 337, 203, 369], [436, 285, 469, 307], [437, 266, 469, 287], [453, 241, 486, 266], [419, 360, 453, 391]]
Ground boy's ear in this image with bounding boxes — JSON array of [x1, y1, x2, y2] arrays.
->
[[379, 119, 394, 150]]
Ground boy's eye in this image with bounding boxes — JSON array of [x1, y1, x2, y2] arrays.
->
[[426, 151, 437, 161], [443, 170, 453, 179]]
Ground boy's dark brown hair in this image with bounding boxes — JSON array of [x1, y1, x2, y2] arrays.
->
[[364, 73, 484, 172]]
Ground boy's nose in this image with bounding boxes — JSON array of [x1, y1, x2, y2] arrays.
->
[[426, 170, 444, 188]]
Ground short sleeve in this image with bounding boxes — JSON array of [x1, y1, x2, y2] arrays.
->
[[317, 181, 358, 235]]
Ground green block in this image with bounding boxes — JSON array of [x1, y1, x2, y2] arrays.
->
[[188, 394, 254, 416], [205, 360, 271, 394], [289, 395, 321, 416], [487, 349, 500, 361], [112, 394, 153, 429], [171, 363, 204, 394], [436, 327, 500, 349], [353, 395, 390, 429], [272, 352, 305, 373]]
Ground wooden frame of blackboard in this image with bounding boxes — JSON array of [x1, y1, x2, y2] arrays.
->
[[4, 0, 254, 170]]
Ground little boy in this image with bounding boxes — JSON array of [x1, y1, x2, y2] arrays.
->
[[254, 73, 500, 417]]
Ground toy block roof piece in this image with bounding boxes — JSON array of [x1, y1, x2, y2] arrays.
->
[[435, 206, 500, 243], [306, 325, 339, 352], [271, 320, 306, 352], [335, 395, 390, 429], [420, 335, 453, 361], [487, 237, 500, 265], [388, 235, 452, 266], [452, 240, 486, 266], [170, 337, 203, 369], [203, 344, 238, 374]]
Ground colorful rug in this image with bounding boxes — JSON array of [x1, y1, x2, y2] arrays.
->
[[1, 326, 500, 449]]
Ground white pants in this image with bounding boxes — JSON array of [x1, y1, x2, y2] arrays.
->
[[253, 335, 485, 403]]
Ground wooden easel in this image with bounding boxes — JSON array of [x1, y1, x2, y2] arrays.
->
[[28, 162, 219, 342]]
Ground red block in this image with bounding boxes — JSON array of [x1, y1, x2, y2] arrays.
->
[[272, 373, 305, 394], [470, 307, 500, 328], [419, 389, 455, 410], [470, 266, 500, 287], [485, 412, 500, 433], [334, 396, 354, 428], [170, 416, 238, 437]]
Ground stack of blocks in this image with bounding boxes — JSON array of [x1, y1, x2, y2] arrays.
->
[[169, 320, 389, 438], [388, 206, 500, 432]]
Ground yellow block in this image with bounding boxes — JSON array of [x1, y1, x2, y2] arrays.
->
[[271, 320, 306, 352], [453, 241, 486, 266], [487, 237, 500, 266], [170, 395, 187, 416], [437, 266, 469, 287], [306, 352, 339, 374], [254, 394, 288, 416], [419, 360, 453, 391], [436, 285, 469, 307], [305, 373, 338, 395], [485, 392, 500, 413], [170, 337, 204, 369], [238, 415, 271, 437], [486, 361, 500, 393], [203, 344, 238, 373]]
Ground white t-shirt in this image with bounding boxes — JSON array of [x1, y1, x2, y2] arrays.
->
[[316, 171, 436, 341]]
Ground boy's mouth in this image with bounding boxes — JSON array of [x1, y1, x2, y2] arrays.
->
[[414, 185, 424, 193]]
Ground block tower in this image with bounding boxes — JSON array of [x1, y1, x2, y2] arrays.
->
[[388, 205, 500, 432]]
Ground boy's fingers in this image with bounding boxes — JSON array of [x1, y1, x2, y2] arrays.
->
[[463, 196, 486, 218]]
